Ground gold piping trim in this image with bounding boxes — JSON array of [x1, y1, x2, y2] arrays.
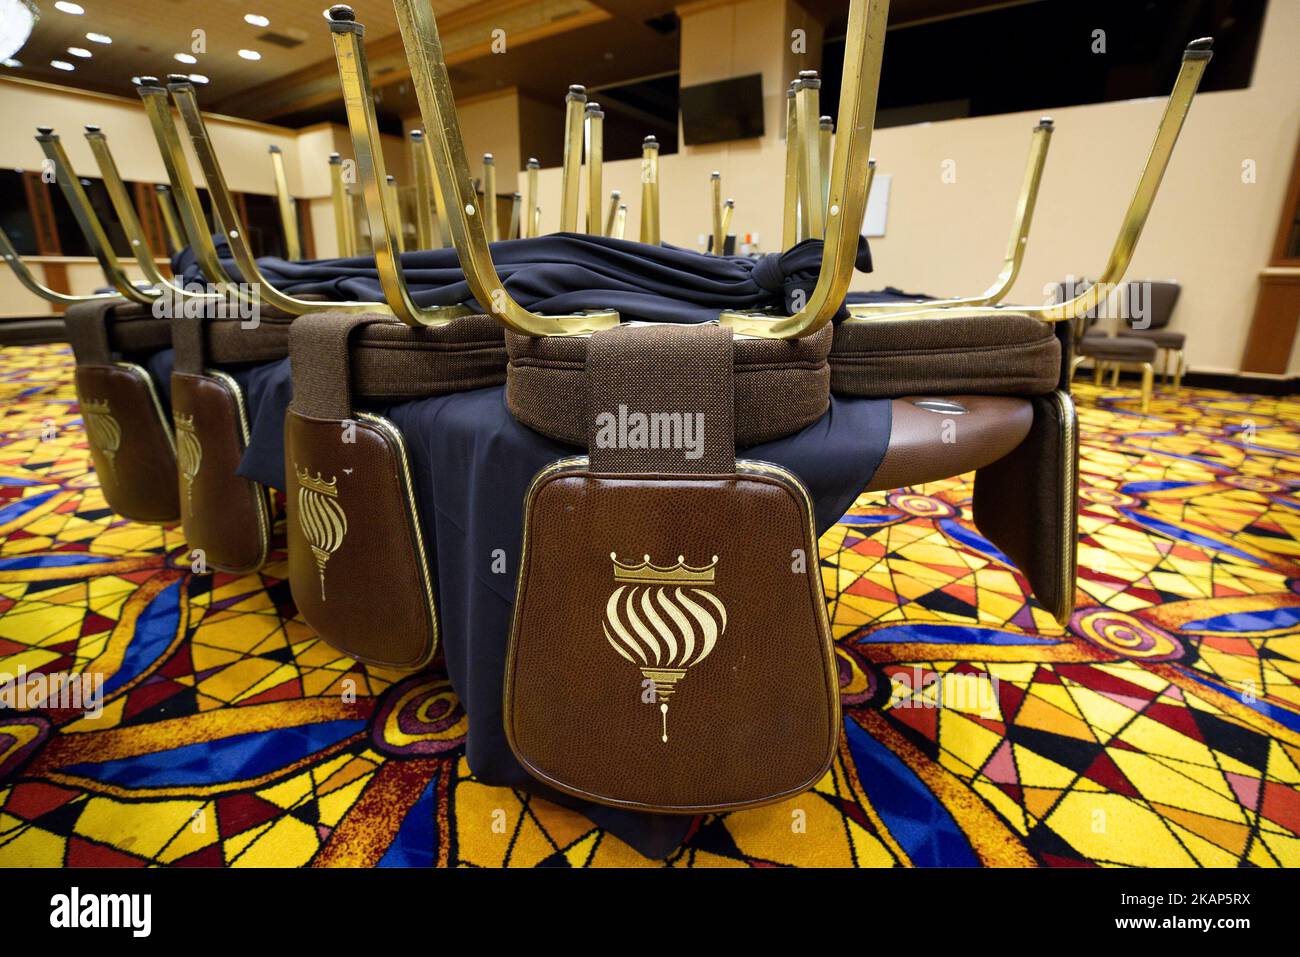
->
[[204, 368, 272, 573], [355, 411, 440, 669]]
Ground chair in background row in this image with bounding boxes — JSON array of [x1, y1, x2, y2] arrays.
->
[[1066, 278, 1186, 412], [1118, 279, 1186, 387]]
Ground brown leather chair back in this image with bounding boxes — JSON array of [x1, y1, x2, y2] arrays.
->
[[284, 311, 506, 671], [504, 324, 839, 813], [64, 299, 179, 524], [169, 314, 275, 573]]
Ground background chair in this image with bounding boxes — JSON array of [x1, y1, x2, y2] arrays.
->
[[1062, 279, 1158, 413], [1116, 279, 1185, 387]]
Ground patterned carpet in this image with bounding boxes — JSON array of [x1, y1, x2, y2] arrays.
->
[[1, 342, 1298, 867]]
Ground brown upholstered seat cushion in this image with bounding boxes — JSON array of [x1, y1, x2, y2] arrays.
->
[[65, 299, 291, 364], [70, 300, 508, 396], [1079, 333, 1158, 360], [504, 323, 832, 448], [0, 317, 66, 346], [87, 301, 172, 360], [348, 314, 506, 402], [830, 312, 1060, 397], [1118, 327, 1186, 349]]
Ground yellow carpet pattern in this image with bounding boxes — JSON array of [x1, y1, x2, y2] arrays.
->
[[1, 343, 1298, 866]]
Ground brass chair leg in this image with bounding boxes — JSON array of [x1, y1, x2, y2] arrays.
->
[[1140, 362, 1154, 413], [843, 38, 1213, 329], [1110, 363, 1119, 388], [1160, 348, 1170, 386], [1175, 350, 1186, 391], [1094, 361, 1103, 387]]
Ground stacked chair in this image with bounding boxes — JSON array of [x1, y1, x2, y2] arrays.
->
[[1, 0, 1212, 857]]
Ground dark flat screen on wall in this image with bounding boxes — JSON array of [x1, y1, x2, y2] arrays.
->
[[679, 74, 764, 145]]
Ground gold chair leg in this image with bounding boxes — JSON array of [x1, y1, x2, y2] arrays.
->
[[1160, 348, 1170, 386], [1175, 350, 1186, 391], [1140, 362, 1153, 413], [1094, 361, 1103, 386], [1111, 363, 1120, 388]]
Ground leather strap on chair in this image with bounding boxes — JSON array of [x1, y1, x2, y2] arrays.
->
[[171, 315, 206, 375], [63, 299, 119, 365], [65, 300, 174, 363], [586, 323, 734, 474], [289, 312, 397, 419]]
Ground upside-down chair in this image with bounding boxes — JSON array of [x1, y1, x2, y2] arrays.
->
[[39, 108, 283, 557], [16, 128, 181, 525], [264, 0, 1213, 857]]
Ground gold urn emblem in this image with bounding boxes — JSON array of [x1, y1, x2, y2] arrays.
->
[[295, 466, 348, 601], [603, 553, 727, 743], [82, 398, 121, 477], [175, 412, 202, 510]]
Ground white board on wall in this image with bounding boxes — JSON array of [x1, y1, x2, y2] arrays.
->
[[863, 173, 890, 237]]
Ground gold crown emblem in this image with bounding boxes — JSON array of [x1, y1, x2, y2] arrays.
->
[[175, 412, 195, 431], [295, 465, 339, 497], [611, 552, 717, 585], [82, 398, 111, 415]]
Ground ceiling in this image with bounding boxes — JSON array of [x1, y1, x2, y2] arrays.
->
[[4, 0, 1041, 125], [7, 0, 406, 102]]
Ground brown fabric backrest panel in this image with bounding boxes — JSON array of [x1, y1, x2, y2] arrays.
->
[[507, 322, 831, 448], [1122, 280, 1181, 330], [830, 313, 1060, 398]]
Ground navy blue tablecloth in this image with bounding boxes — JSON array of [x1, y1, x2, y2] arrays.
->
[[155, 233, 911, 856], [224, 356, 889, 856], [176, 233, 874, 324]]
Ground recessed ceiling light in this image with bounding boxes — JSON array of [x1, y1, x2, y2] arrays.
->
[[237, 49, 261, 60], [50, 60, 76, 71], [85, 33, 112, 44], [67, 47, 92, 58], [244, 14, 270, 27], [189, 73, 209, 84], [174, 52, 198, 64], [3, 59, 22, 69], [54, 2, 85, 14]]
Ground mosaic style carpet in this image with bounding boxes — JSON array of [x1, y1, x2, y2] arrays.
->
[[1, 343, 1298, 867]]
